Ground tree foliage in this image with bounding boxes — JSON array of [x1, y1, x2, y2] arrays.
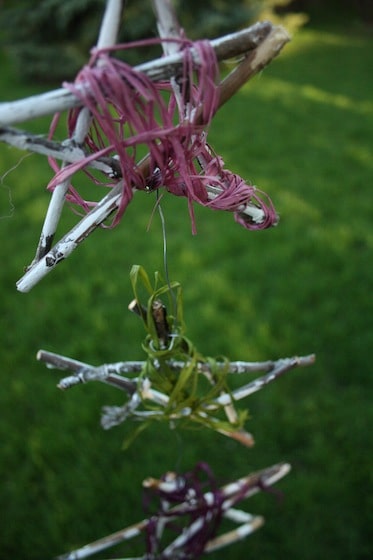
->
[[1, 0, 107, 82], [0, 0, 261, 84], [1, 0, 367, 85]]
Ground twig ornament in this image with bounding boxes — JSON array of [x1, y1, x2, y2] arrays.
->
[[0, 0, 289, 291], [38, 265, 315, 448], [56, 461, 291, 560]]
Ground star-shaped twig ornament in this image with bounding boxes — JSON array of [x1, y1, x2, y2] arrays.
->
[[38, 265, 315, 448], [0, 0, 289, 292], [56, 461, 291, 560]]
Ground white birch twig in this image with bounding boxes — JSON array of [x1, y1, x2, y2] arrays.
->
[[0, 127, 117, 175], [16, 181, 123, 292], [15, 180, 270, 292], [37, 349, 315, 383], [215, 354, 316, 405], [33, 109, 92, 263], [152, 0, 183, 53], [31, 0, 124, 263], [0, 22, 285, 126], [152, 0, 185, 105], [36, 349, 137, 392]]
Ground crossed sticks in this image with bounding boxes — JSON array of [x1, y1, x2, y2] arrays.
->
[[0, 0, 289, 292], [38, 347, 315, 448], [56, 462, 291, 560]]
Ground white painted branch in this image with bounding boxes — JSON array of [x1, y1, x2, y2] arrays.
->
[[56, 517, 148, 560], [215, 354, 316, 405], [0, 127, 267, 230], [57, 463, 289, 560], [37, 349, 315, 381], [0, 22, 280, 126], [0, 126, 130, 182], [32, 109, 92, 262], [205, 515, 264, 552], [36, 349, 137, 392], [32, 0, 125, 263], [152, 0, 185, 110], [17, 182, 123, 292], [37, 349, 93, 373], [96, 0, 124, 50], [0, 127, 114, 174], [152, 0, 182, 52]]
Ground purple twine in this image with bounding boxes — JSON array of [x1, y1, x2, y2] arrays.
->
[[141, 462, 282, 558], [47, 37, 277, 231], [143, 462, 223, 559]]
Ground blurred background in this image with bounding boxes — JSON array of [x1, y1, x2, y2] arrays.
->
[[0, 1, 372, 558]]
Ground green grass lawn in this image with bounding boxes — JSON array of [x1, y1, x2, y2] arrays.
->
[[0, 21, 372, 560]]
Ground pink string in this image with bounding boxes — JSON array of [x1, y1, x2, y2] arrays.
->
[[47, 37, 277, 231]]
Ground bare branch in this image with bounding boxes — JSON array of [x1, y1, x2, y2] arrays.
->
[[0, 22, 288, 126], [31, 0, 125, 263]]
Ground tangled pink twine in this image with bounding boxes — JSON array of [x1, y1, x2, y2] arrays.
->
[[48, 37, 277, 232]]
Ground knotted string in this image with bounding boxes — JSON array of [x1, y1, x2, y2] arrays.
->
[[47, 37, 277, 232]]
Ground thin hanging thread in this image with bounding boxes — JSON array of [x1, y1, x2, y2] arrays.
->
[[0, 153, 32, 219], [157, 190, 178, 325]]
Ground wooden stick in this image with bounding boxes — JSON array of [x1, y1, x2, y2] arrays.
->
[[56, 517, 149, 560], [0, 127, 265, 227], [0, 22, 283, 126], [152, 0, 183, 54], [32, 109, 92, 263], [37, 349, 315, 381], [38, 352, 273, 376], [0, 127, 117, 176], [31, 0, 125, 263], [205, 513, 264, 553], [15, 184, 263, 292], [214, 354, 316, 405], [36, 349, 137, 392], [152, 0, 185, 109], [16, 180, 124, 292], [218, 25, 290, 107]]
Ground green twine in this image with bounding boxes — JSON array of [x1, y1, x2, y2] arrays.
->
[[123, 265, 248, 447]]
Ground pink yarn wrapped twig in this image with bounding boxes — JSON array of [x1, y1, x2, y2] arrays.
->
[[48, 37, 277, 231]]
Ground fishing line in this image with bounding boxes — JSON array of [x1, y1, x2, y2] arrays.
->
[[156, 190, 178, 322], [0, 152, 32, 219], [172, 426, 185, 474]]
